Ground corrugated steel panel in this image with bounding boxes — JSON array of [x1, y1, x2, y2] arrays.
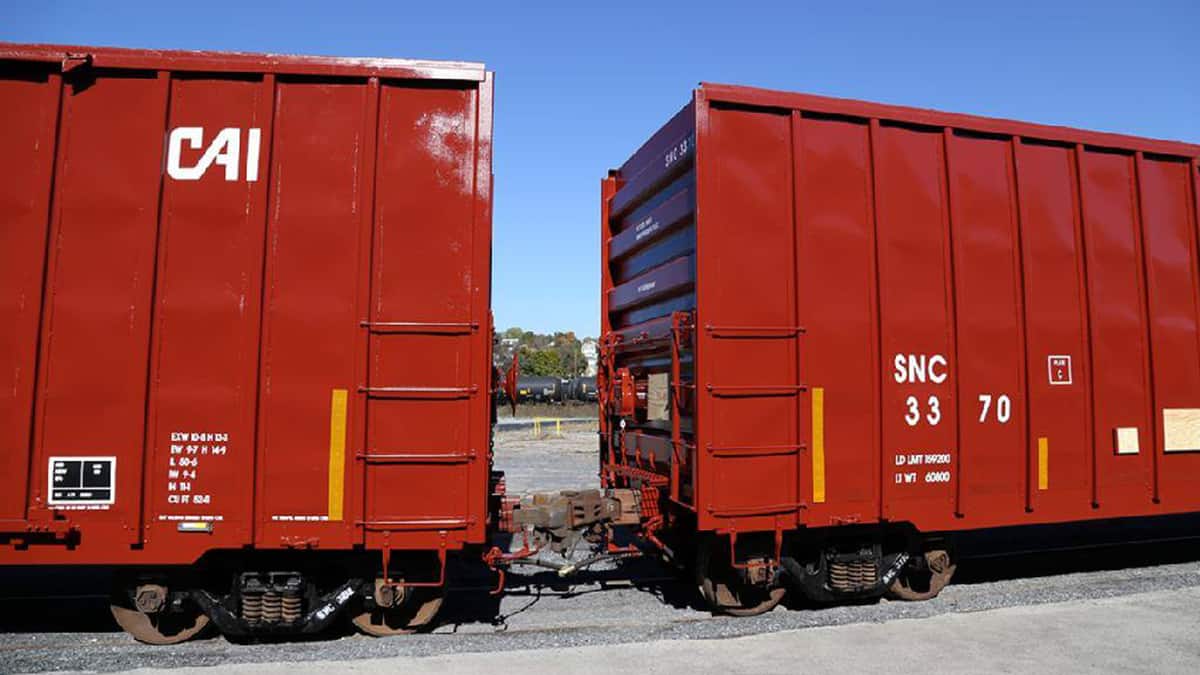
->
[[0, 43, 494, 565], [602, 83, 1200, 537], [0, 64, 59, 521]]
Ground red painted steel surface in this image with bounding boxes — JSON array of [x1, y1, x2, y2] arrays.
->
[[791, 114, 880, 526], [0, 43, 493, 565], [602, 83, 1200, 538], [0, 65, 59, 522]]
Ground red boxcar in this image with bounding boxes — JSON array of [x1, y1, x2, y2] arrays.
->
[[0, 43, 495, 641], [599, 83, 1200, 613]]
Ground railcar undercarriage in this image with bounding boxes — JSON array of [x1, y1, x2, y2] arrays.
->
[[487, 486, 957, 616], [107, 551, 452, 644], [100, 484, 957, 643]]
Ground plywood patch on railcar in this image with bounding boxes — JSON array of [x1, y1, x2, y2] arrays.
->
[[1163, 409, 1200, 453]]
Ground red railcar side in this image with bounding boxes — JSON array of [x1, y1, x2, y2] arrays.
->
[[600, 83, 1200, 613], [0, 43, 494, 641]]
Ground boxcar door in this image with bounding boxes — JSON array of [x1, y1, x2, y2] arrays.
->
[[359, 82, 483, 553], [695, 103, 803, 534]]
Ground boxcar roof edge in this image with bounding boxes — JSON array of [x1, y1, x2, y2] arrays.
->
[[699, 82, 1200, 159], [0, 42, 487, 82]]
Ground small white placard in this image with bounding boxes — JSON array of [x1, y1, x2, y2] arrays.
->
[[1048, 355, 1073, 385], [1115, 427, 1140, 455]]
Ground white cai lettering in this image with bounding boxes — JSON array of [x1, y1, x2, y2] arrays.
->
[[167, 127, 262, 182]]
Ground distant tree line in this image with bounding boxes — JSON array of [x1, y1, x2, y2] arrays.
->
[[495, 327, 589, 378]]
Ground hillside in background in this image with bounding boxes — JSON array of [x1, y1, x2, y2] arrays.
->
[[495, 327, 597, 378]]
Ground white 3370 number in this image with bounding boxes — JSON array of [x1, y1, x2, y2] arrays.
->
[[904, 395, 941, 426], [977, 393, 1012, 423]]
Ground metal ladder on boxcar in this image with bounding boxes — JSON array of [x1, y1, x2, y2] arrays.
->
[[356, 318, 482, 586]]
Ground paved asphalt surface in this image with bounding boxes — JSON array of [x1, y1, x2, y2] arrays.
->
[[2, 430, 1200, 673]]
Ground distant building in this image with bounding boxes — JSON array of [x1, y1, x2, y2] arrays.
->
[[494, 336, 519, 368], [581, 338, 598, 377]]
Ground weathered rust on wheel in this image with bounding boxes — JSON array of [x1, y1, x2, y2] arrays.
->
[[350, 579, 444, 637], [110, 582, 210, 645], [886, 549, 956, 601], [695, 539, 786, 617]]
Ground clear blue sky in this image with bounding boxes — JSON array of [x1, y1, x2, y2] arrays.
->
[[5, 1, 1197, 338]]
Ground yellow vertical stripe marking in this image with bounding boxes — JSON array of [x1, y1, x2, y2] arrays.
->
[[812, 387, 826, 504], [328, 389, 348, 521], [1037, 436, 1049, 491]]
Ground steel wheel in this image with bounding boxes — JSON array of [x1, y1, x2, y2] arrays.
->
[[886, 549, 956, 601], [110, 601, 210, 645], [695, 539, 785, 617], [351, 581, 444, 637]]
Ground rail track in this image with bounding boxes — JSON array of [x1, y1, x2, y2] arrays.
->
[[2, 549, 1200, 673]]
